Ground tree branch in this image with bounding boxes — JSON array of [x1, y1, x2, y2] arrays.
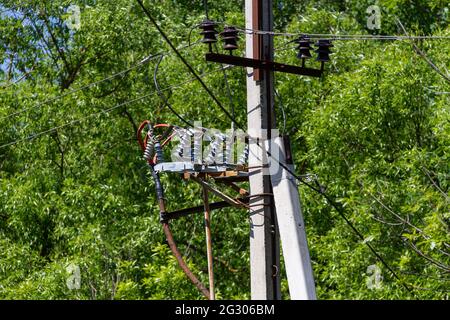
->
[[397, 19, 450, 85], [422, 167, 450, 203], [405, 240, 450, 272]]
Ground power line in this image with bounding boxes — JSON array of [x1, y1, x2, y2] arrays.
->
[[200, 0, 236, 131], [153, 54, 193, 127], [0, 66, 231, 150], [293, 176, 417, 296], [262, 144, 417, 296], [136, 0, 243, 131], [203, 0, 209, 20], [0, 95, 152, 150], [234, 26, 450, 40], [0, 59, 38, 89], [135, 1, 417, 296], [0, 42, 200, 122], [396, 18, 450, 85], [0, 54, 158, 121]]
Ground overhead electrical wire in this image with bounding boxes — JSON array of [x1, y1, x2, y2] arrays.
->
[[154, 54, 193, 127], [203, 0, 209, 20], [396, 18, 450, 85], [0, 60, 37, 90], [136, 0, 242, 130], [234, 26, 450, 40], [293, 176, 417, 296], [0, 94, 153, 150], [0, 42, 201, 122], [0, 65, 232, 150], [136, 1, 417, 297], [204, 2, 236, 131], [0, 54, 159, 121], [190, 19, 450, 42], [2, 1, 428, 298], [208, 19, 450, 40]]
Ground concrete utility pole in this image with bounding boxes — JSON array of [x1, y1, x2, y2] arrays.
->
[[245, 0, 281, 300], [246, 0, 316, 300], [270, 136, 317, 300]]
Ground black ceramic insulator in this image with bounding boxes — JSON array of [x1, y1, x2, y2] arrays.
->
[[199, 19, 219, 47], [315, 39, 333, 63], [220, 26, 239, 54]]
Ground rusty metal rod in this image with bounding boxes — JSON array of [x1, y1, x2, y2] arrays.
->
[[217, 181, 249, 196], [191, 176, 245, 208], [202, 186, 215, 300], [150, 166, 210, 299], [161, 197, 251, 221], [162, 223, 211, 299]]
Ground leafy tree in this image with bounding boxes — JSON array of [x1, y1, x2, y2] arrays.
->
[[0, 0, 449, 300]]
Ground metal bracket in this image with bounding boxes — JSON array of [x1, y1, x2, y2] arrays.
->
[[154, 161, 248, 174], [205, 53, 322, 77]]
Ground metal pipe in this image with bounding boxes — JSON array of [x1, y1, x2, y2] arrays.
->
[[202, 186, 215, 300], [162, 223, 211, 299], [150, 165, 211, 299], [161, 197, 251, 222], [191, 176, 246, 208]]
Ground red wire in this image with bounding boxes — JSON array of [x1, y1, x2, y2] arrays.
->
[[154, 123, 171, 128], [137, 120, 150, 151], [138, 121, 175, 165]]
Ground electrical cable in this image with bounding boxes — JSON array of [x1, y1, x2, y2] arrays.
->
[[396, 18, 450, 85], [153, 54, 193, 127], [0, 42, 201, 122], [140, 122, 211, 299], [0, 66, 231, 150], [0, 93, 154, 150], [135, 1, 417, 297], [136, 0, 243, 130], [202, 0, 235, 132], [0, 55, 38, 90], [203, 0, 209, 20], [187, 24, 202, 47], [263, 146, 417, 297], [234, 26, 450, 40], [208, 20, 450, 40], [0, 53, 160, 121]]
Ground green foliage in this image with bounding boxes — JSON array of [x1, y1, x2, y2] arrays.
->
[[0, 0, 449, 300]]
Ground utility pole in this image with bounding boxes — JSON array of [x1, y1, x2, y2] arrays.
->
[[137, 0, 320, 301], [270, 136, 317, 300], [245, 0, 316, 300], [245, 0, 281, 300]]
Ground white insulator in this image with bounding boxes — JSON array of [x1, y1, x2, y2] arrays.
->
[[237, 144, 249, 165], [192, 128, 204, 164], [144, 142, 154, 161], [205, 133, 225, 165], [172, 129, 193, 162]]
